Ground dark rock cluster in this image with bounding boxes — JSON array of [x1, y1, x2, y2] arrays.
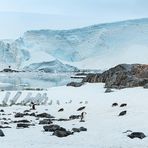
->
[[83, 64, 148, 89]]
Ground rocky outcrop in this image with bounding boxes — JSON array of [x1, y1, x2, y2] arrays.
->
[[83, 64, 148, 89], [67, 82, 84, 87], [144, 83, 148, 89]]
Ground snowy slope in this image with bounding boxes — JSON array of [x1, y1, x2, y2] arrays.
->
[[0, 83, 148, 148], [0, 18, 148, 70]]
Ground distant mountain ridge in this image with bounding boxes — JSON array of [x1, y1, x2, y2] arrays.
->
[[0, 18, 148, 71]]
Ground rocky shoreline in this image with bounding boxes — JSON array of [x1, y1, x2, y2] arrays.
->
[[79, 64, 148, 89]]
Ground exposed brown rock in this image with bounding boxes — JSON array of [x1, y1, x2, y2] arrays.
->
[[83, 64, 148, 89]]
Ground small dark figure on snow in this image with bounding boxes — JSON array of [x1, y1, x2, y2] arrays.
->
[[31, 102, 36, 110], [80, 112, 87, 122]]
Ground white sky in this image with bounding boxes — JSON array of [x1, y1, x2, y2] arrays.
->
[[0, 0, 148, 39]]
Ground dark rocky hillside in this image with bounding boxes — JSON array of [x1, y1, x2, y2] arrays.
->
[[83, 64, 148, 89]]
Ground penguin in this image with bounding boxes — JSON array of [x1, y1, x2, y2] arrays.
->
[[31, 102, 36, 110], [80, 112, 87, 122]]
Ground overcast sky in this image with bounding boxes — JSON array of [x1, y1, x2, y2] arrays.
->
[[0, 0, 148, 39]]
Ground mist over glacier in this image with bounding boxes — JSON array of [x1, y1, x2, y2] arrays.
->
[[0, 18, 148, 70]]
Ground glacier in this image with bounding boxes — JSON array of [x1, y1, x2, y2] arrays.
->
[[0, 18, 148, 70]]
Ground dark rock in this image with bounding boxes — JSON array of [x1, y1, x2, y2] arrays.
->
[[58, 108, 64, 112], [69, 115, 81, 120], [17, 123, 35, 128], [15, 113, 24, 118], [29, 113, 36, 117], [144, 83, 148, 89], [13, 120, 30, 123], [72, 127, 87, 133], [128, 132, 146, 139], [54, 118, 70, 121], [24, 110, 30, 113], [119, 111, 127, 116], [3, 122, 9, 124], [17, 123, 31, 128], [0, 125, 11, 128], [79, 127, 87, 131], [77, 106, 86, 111], [67, 82, 84, 87], [83, 73, 101, 83], [43, 124, 61, 132], [72, 128, 80, 132], [0, 129, 5, 137], [36, 113, 54, 118], [53, 129, 72, 137], [83, 64, 148, 89], [120, 103, 127, 107], [112, 103, 118, 107], [39, 119, 53, 125], [105, 88, 114, 93], [0, 109, 4, 112]]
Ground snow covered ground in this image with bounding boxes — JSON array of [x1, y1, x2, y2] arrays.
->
[[0, 83, 148, 148]]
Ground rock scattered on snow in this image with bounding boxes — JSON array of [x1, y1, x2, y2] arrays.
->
[[0, 129, 5, 137], [118, 111, 127, 116], [120, 103, 127, 107], [58, 108, 64, 112], [105, 88, 114, 93], [127, 132, 146, 139], [72, 127, 87, 133], [67, 82, 84, 87], [112, 103, 118, 107], [39, 119, 53, 125], [36, 113, 54, 118], [77, 106, 86, 111]]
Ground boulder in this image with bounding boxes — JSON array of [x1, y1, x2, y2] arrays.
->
[[39, 119, 53, 125], [24, 110, 30, 113], [69, 115, 81, 120], [119, 111, 127, 116], [53, 129, 72, 137], [0, 109, 4, 112], [79, 127, 87, 131], [58, 108, 64, 112], [120, 103, 127, 107], [43, 124, 61, 132], [36, 113, 54, 118], [67, 82, 84, 87], [17, 123, 31, 128], [105, 88, 114, 93], [72, 127, 87, 133], [13, 119, 30, 123], [14, 113, 24, 118], [56, 118, 70, 121], [77, 106, 86, 111], [128, 132, 146, 139], [144, 83, 148, 89], [112, 103, 118, 107], [0, 129, 5, 137], [0, 125, 11, 128]]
